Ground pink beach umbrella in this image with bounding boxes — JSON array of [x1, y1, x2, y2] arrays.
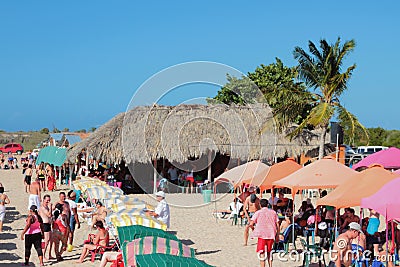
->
[[352, 147, 400, 170], [360, 177, 400, 221]]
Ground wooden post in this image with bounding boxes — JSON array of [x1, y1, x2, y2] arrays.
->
[[207, 149, 212, 182], [153, 159, 157, 194]]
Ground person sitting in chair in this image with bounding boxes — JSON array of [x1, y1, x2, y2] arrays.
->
[[76, 221, 109, 263]]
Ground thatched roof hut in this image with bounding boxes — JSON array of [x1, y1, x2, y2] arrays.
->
[[68, 104, 328, 164]]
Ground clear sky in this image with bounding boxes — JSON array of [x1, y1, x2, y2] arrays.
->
[[1, 1, 399, 132]]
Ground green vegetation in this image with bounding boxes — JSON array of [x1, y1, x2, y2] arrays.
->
[[210, 37, 369, 158], [353, 127, 400, 148], [0, 131, 49, 151]]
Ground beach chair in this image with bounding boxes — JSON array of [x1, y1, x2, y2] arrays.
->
[[117, 225, 179, 266], [276, 223, 300, 252], [135, 253, 214, 267], [124, 236, 196, 267], [300, 238, 326, 267]]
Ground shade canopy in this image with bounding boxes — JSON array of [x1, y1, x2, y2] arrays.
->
[[361, 177, 400, 221], [214, 160, 270, 187], [36, 146, 67, 167], [273, 157, 356, 195], [317, 166, 400, 208], [258, 159, 302, 191], [352, 147, 400, 169]]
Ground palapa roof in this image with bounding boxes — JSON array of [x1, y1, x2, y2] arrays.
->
[[68, 104, 328, 164]]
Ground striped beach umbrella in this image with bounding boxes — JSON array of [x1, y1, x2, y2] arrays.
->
[[107, 213, 167, 230], [124, 236, 195, 267]]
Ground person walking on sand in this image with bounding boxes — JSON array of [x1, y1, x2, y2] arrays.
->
[[66, 190, 80, 246], [243, 187, 261, 246], [24, 164, 33, 193], [39, 194, 53, 261], [28, 178, 41, 210], [37, 162, 46, 192], [21, 205, 44, 266], [0, 185, 11, 232], [328, 222, 362, 267], [249, 199, 279, 267]]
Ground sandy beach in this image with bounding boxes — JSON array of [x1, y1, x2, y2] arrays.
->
[[1, 167, 374, 267]]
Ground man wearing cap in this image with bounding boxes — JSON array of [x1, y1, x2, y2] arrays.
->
[[148, 191, 170, 229], [329, 222, 362, 267]]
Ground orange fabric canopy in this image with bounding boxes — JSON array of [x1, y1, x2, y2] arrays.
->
[[214, 160, 270, 188], [317, 165, 400, 208], [240, 159, 302, 191], [272, 157, 356, 196]]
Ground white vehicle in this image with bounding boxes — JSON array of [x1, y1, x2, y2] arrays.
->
[[356, 146, 388, 155]]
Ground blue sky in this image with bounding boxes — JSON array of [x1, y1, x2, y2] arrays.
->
[[1, 1, 399, 132]]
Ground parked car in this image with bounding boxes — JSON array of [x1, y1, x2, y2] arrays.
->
[[0, 143, 24, 154]]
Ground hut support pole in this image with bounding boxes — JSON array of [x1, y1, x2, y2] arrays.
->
[[153, 159, 157, 194], [58, 166, 62, 186], [207, 149, 212, 182]]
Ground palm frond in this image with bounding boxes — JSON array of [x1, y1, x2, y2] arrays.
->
[[337, 105, 369, 145]]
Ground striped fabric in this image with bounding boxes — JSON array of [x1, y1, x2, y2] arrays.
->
[[125, 236, 196, 267], [108, 213, 167, 230], [135, 254, 214, 267], [86, 186, 124, 200]]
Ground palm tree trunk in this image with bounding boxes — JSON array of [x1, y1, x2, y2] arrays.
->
[[318, 125, 328, 160]]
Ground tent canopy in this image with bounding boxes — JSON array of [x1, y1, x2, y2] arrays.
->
[[273, 157, 356, 196], [258, 159, 302, 191], [353, 147, 400, 170], [214, 160, 270, 188], [317, 165, 400, 209], [36, 146, 67, 167], [361, 177, 400, 221]]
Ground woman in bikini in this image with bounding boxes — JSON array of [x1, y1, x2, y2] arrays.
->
[[76, 220, 109, 263], [37, 163, 46, 192], [51, 203, 69, 261]]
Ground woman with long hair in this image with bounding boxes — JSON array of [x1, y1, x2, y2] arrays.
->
[[51, 203, 69, 261], [76, 221, 109, 263], [37, 162, 46, 191], [21, 205, 44, 266]]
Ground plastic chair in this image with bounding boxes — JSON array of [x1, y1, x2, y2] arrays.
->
[[276, 223, 300, 253], [300, 238, 326, 267]]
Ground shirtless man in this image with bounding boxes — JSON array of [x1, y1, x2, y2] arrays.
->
[[243, 187, 261, 246], [57, 192, 71, 221], [28, 178, 41, 210], [340, 208, 360, 233], [24, 164, 34, 193], [329, 222, 361, 267], [39, 195, 53, 261]]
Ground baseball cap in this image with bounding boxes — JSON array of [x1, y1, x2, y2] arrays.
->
[[349, 222, 362, 232], [155, 191, 165, 198]]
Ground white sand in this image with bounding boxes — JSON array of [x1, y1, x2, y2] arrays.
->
[[2, 167, 386, 267]]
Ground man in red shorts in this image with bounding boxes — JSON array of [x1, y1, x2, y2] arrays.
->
[[250, 198, 279, 267]]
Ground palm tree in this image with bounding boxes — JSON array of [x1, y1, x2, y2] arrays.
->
[[292, 37, 368, 159]]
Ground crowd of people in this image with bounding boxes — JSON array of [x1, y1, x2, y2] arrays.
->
[[223, 186, 399, 267]]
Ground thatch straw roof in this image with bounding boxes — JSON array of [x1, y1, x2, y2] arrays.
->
[[68, 104, 328, 164]]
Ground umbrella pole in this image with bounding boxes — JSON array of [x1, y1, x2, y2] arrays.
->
[[292, 194, 295, 249], [385, 207, 388, 267]]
